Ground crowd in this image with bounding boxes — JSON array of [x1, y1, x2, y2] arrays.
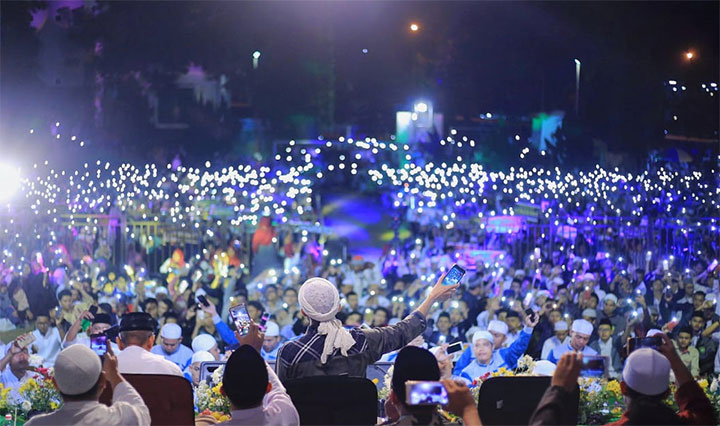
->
[[0, 144, 718, 424]]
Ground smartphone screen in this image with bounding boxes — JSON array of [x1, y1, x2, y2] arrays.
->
[[90, 334, 108, 357], [580, 355, 607, 377], [405, 381, 449, 406], [258, 311, 270, 332], [442, 265, 466, 286], [628, 336, 662, 353], [446, 341, 463, 355], [229, 304, 251, 336]]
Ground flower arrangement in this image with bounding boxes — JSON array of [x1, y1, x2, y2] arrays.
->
[[577, 377, 624, 425], [376, 365, 394, 401], [194, 365, 231, 418], [0, 370, 62, 421]]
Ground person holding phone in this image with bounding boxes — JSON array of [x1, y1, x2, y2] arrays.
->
[[277, 272, 460, 382], [114, 312, 183, 377], [0, 336, 38, 391]]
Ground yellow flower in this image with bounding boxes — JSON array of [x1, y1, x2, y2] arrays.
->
[[211, 384, 222, 395], [606, 380, 621, 395], [611, 407, 623, 415], [698, 379, 709, 390], [372, 378, 379, 385], [50, 402, 59, 410]]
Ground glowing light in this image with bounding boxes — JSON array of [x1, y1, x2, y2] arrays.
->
[[0, 164, 21, 201], [409, 23, 419, 32]]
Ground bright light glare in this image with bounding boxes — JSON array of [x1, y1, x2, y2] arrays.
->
[[414, 102, 428, 113], [0, 164, 21, 201], [685, 51, 694, 60], [252, 50, 261, 59], [410, 23, 419, 32]]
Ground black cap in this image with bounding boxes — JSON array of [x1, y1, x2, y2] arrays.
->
[[119, 312, 156, 332], [391, 346, 440, 404], [92, 313, 113, 326]]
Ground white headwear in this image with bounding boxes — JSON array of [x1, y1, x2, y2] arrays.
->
[[264, 321, 280, 337], [551, 277, 564, 286], [646, 329, 663, 337], [554, 321, 568, 331], [191, 350, 215, 364], [623, 348, 670, 396], [472, 330, 494, 345], [582, 308, 597, 318], [535, 290, 551, 300], [603, 294, 618, 305], [160, 323, 182, 339], [192, 334, 217, 352], [54, 345, 102, 395], [488, 319, 509, 335], [582, 273, 596, 282], [298, 277, 356, 364], [572, 319, 594, 336], [533, 360, 557, 376]]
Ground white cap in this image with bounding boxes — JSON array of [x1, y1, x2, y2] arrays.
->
[[646, 329, 663, 337], [603, 294, 618, 304], [514, 270, 526, 278], [264, 321, 280, 337], [582, 273, 596, 282], [191, 350, 215, 364], [551, 277, 564, 286], [554, 321, 568, 331], [582, 308, 597, 318], [533, 360, 557, 376], [192, 334, 217, 352], [160, 323, 182, 340], [54, 345, 102, 395], [472, 330, 494, 345], [572, 319, 594, 335], [536, 290, 551, 300], [488, 319, 508, 335], [622, 348, 670, 396], [155, 286, 169, 295]]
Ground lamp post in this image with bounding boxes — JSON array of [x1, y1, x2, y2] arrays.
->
[[574, 59, 581, 116]]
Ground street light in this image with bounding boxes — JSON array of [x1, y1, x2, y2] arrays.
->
[[574, 59, 581, 116], [410, 23, 419, 32], [252, 50, 261, 69], [685, 50, 695, 60]]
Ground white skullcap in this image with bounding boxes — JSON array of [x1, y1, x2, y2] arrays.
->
[[603, 294, 618, 304], [160, 323, 182, 340], [536, 290, 551, 299], [551, 277, 564, 286], [264, 321, 280, 337], [192, 334, 217, 352], [582, 273, 596, 282], [623, 348, 670, 396], [514, 269, 526, 278], [298, 277, 356, 364], [582, 308, 597, 318], [533, 360, 557, 376], [646, 329, 663, 337], [54, 345, 102, 395], [191, 350, 215, 364], [572, 319, 594, 336], [472, 330, 494, 345], [554, 321, 568, 331], [488, 319, 509, 335], [155, 286, 169, 295]]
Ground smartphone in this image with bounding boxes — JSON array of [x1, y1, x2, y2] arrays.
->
[[405, 381, 449, 406], [258, 311, 270, 332], [446, 341, 463, 355], [524, 308, 537, 323], [229, 304, 251, 336], [628, 336, 662, 353], [82, 305, 99, 331], [580, 355, 608, 378], [16, 333, 36, 349], [197, 294, 210, 307], [90, 334, 108, 357], [442, 264, 466, 286]]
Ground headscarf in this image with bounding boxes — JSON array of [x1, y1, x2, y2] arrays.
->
[[298, 277, 356, 364]]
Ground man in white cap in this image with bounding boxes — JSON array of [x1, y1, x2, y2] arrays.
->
[[277, 273, 459, 382], [598, 293, 626, 336], [114, 312, 183, 377], [192, 334, 221, 361], [547, 319, 597, 364], [184, 350, 215, 386], [260, 321, 282, 362], [581, 308, 597, 323], [530, 334, 716, 425], [541, 321, 570, 360], [456, 314, 539, 382], [151, 322, 193, 370], [25, 344, 150, 425]]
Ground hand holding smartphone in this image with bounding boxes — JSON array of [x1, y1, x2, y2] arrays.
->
[[90, 334, 108, 358], [442, 265, 466, 286], [580, 355, 608, 377], [405, 381, 449, 406], [229, 304, 251, 336]]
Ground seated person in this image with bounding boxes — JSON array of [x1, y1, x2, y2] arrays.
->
[[530, 333, 716, 426], [217, 323, 299, 425], [383, 346, 480, 426], [541, 321, 569, 360], [184, 350, 215, 386], [455, 314, 539, 382], [547, 319, 597, 364], [151, 323, 194, 370]]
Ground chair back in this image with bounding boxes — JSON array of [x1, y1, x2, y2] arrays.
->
[[477, 376, 577, 425], [284, 375, 378, 425], [99, 374, 195, 425]]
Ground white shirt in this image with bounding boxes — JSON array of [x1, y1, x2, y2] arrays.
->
[[32, 327, 62, 367], [0, 367, 37, 390], [219, 363, 299, 426], [541, 336, 569, 360], [25, 381, 150, 426], [117, 346, 184, 377]]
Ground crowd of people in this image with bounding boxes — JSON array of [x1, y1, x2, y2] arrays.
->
[[0, 145, 718, 425]]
